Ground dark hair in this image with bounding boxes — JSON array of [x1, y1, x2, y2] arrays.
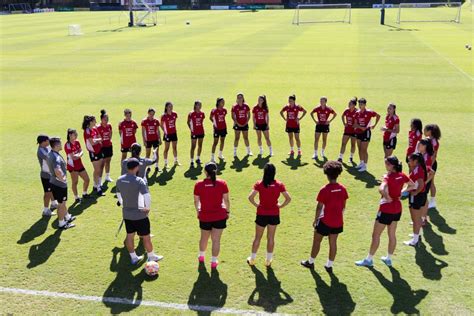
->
[[194, 100, 202, 111], [323, 160, 343, 180], [358, 98, 367, 104], [100, 109, 108, 120], [289, 94, 296, 101], [320, 96, 328, 102], [49, 137, 61, 148], [148, 108, 155, 114], [82, 115, 95, 130], [388, 103, 396, 115], [127, 158, 140, 170], [419, 138, 434, 156], [216, 97, 224, 108], [262, 163, 276, 188], [124, 108, 132, 115], [411, 118, 423, 133], [259, 95, 268, 111], [164, 102, 173, 113], [349, 97, 357, 106], [425, 124, 441, 140], [130, 143, 141, 157], [409, 153, 427, 182], [66, 128, 77, 143], [386, 156, 403, 172], [237, 93, 245, 103], [205, 162, 218, 185]]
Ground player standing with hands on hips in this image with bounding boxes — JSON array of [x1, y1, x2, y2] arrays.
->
[[310, 96, 337, 160], [280, 95, 307, 156], [141, 108, 161, 172], [116, 158, 163, 264], [232, 93, 252, 157]]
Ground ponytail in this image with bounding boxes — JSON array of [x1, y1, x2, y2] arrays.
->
[[419, 138, 434, 156], [82, 115, 91, 130], [262, 163, 276, 188], [289, 94, 296, 101], [66, 128, 76, 144], [386, 156, 402, 173], [205, 162, 218, 186], [260, 95, 268, 111], [100, 109, 107, 120]]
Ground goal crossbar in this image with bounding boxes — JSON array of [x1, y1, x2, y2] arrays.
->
[[293, 3, 351, 25], [397, 2, 462, 24]]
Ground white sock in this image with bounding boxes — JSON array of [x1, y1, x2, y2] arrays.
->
[[164, 159, 168, 165], [130, 252, 138, 260], [290, 147, 294, 151], [250, 253, 257, 260], [259, 146, 263, 152], [155, 161, 159, 167], [43, 207, 50, 212], [325, 260, 334, 268], [339, 153, 343, 159], [64, 213, 71, 221], [314, 150, 318, 155], [308, 257, 315, 264], [51, 200, 58, 207], [386, 254, 393, 260], [218, 151, 223, 157], [174, 157, 178, 162], [297, 147, 301, 151], [98, 177, 102, 186], [191, 158, 194, 163], [82, 191, 87, 196], [211, 256, 218, 263], [413, 233, 420, 243], [211, 153, 215, 159], [196, 156, 200, 160], [234, 147, 237, 153], [266, 253, 273, 261], [147, 251, 156, 258], [350, 152, 354, 158], [321, 149, 325, 156], [430, 197, 436, 202], [58, 219, 66, 227], [75, 195, 80, 200], [366, 254, 373, 261], [269, 146, 272, 151], [106, 173, 110, 177], [247, 146, 251, 153], [199, 251, 205, 257]]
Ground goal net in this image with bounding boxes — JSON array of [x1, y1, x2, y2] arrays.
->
[[131, 0, 160, 27], [397, 2, 462, 24], [292, 3, 351, 25]]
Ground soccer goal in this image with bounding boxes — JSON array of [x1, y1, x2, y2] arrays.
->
[[396, 2, 462, 24], [292, 3, 351, 25], [130, 0, 160, 27]]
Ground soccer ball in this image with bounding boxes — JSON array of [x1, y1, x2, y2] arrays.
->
[[144, 261, 159, 276]]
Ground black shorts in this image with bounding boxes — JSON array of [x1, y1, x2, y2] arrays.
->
[[51, 184, 67, 202], [199, 219, 227, 231], [124, 218, 150, 236], [234, 124, 249, 131], [68, 168, 85, 173], [432, 160, 438, 172], [409, 192, 427, 210], [164, 134, 178, 142], [383, 137, 397, 150], [425, 180, 432, 194], [356, 129, 372, 142], [214, 129, 227, 138], [285, 127, 300, 134], [101, 146, 113, 158], [376, 211, 401, 225], [315, 220, 343, 236], [145, 140, 160, 149], [41, 177, 51, 193], [89, 151, 104, 162], [191, 134, 205, 140], [255, 215, 280, 227], [255, 124, 269, 131], [121, 147, 131, 153], [315, 124, 330, 133], [343, 132, 357, 138]]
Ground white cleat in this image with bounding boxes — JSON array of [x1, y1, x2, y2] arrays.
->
[[42, 208, 55, 216], [358, 165, 367, 172], [148, 254, 164, 262], [105, 176, 114, 182]]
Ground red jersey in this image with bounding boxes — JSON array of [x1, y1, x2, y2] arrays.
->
[[431, 138, 440, 153], [161, 112, 178, 135], [407, 130, 422, 156], [354, 109, 378, 133], [141, 117, 160, 142], [379, 172, 410, 214], [84, 127, 102, 155], [384, 114, 400, 141], [118, 120, 138, 149], [423, 153, 433, 170], [64, 140, 85, 172], [188, 111, 205, 136], [253, 180, 287, 216], [194, 179, 229, 222], [252, 106, 268, 125], [311, 106, 335, 125], [282, 104, 305, 128], [409, 165, 426, 192], [97, 123, 112, 147], [232, 103, 250, 126], [210, 108, 227, 130], [342, 108, 358, 134], [317, 183, 348, 228]]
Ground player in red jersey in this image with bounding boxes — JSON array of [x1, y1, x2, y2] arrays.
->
[[64, 128, 90, 203], [353, 98, 381, 172], [355, 156, 415, 267], [416, 138, 436, 226], [82, 115, 105, 196], [247, 163, 291, 267], [338, 97, 358, 163], [188, 101, 205, 167], [301, 161, 348, 272], [310, 96, 337, 160], [141, 108, 161, 172], [252, 95, 273, 157], [193, 162, 230, 269], [280, 95, 307, 156], [210, 97, 227, 162], [97, 109, 114, 183], [381, 103, 400, 158], [232, 93, 252, 157], [118, 109, 138, 161], [424, 124, 441, 209], [404, 153, 428, 247], [160, 101, 180, 168], [406, 118, 423, 163]]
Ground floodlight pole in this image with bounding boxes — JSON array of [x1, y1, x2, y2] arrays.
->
[[380, 0, 386, 25]]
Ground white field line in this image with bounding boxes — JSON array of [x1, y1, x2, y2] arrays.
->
[[0, 286, 281, 315]]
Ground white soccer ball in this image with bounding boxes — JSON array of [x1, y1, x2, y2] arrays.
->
[[144, 261, 160, 276]]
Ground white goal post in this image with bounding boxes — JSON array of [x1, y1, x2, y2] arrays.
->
[[292, 3, 351, 25], [397, 2, 462, 24]]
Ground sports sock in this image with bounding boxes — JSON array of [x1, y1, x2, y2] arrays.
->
[[413, 233, 420, 243], [218, 151, 223, 157], [211, 256, 218, 263], [386, 254, 393, 260], [147, 251, 156, 258], [199, 251, 205, 257], [247, 146, 251, 153], [339, 153, 343, 159], [190, 158, 194, 163], [266, 253, 273, 261], [98, 177, 102, 186], [82, 191, 87, 196], [250, 253, 257, 260], [196, 155, 200, 160], [43, 207, 50, 212], [269, 146, 272, 151], [321, 149, 325, 156], [350, 152, 354, 158], [290, 147, 294, 151], [51, 200, 58, 207], [234, 147, 237, 153], [366, 254, 373, 261], [325, 260, 334, 268], [308, 257, 315, 264], [259, 146, 263, 152], [129, 252, 138, 260], [106, 173, 110, 178], [75, 195, 80, 200], [164, 159, 168, 165], [58, 219, 66, 227], [64, 213, 71, 221], [174, 156, 178, 162], [314, 150, 318, 155]]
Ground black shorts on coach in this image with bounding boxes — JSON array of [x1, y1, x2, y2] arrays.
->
[[234, 124, 249, 131], [315, 124, 330, 133], [214, 129, 227, 138], [41, 177, 52, 193], [199, 219, 227, 231], [51, 184, 67, 202], [164, 133, 178, 142], [409, 192, 427, 210], [124, 217, 151, 236], [315, 220, 343, 236], [255, 215, 280, 227], [145, 140, 160, 149], [357, 129, 372, 142], [101, 146, 113, 158], [255, 124, 269, 131], [383, 137, 397, 150], [376, 211, 401, 225]]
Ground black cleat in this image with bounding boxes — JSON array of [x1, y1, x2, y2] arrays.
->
[[300, 260, 314, 269], [324, 265, 333, 274], [337, 158, 343, 163]]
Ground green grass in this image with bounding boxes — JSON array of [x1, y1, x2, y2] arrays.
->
[[1, 6, 473, 315]]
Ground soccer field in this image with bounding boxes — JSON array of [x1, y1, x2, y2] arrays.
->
[[1, 5, 473, 315]]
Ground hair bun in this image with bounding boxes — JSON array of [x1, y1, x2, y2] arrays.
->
[[100, 109, 106, 115]]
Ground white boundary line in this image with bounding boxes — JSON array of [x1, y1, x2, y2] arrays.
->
[[0, 286, 278, 315]]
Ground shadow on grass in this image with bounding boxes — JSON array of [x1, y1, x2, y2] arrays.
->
[[344, 165, 380, 188], [184, 165, 203, 180], [17, 216, 51, 244], [281, 155, 308, 170], [68, 196, 98, 217], [27, 229, 62, 269], [148, 165, 176, 186], [216, 159, 226, 175], [252, 155, 270, 169], [384, 24, 419, 32], [230, 155, 250, 172], [247, 266, 293, 313], [309, 269, 355, 316], [187, 262, 227, 315], [370, 267, 428, 314], [145, 168, 159, 187], [313, 156, 329, 168], [415, 242, 448, 280], [428, 207, 456, 234], [423, 223, 448, 255]]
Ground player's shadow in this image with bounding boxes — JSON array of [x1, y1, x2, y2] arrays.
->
[[27, 229, 62, 268], [370, 267, 428, 314], [281, 156, 308, 170], [184, 165, 203, 180], [247, 266, 293, 313], [103, 243, 157, 314], [152, 165, 176, 186], [187, 262, 228, 315], [17, 215, 51, 244], [415, 242, 448, 280], [252, 155, 270, 169], [344, 166, 380, 188], [428, 207, 456, 234], [230, 156, 250, 172], [69, 196, 98, 217], [422, 223, 448, 255], [313, 156, 329, 168], [309, 269, 355, 315], [216, 159, 226, 175], [145, 168, 159, 186]]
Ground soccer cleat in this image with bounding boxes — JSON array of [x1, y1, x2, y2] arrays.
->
[[401, 191, 410, 198], [42, 208, 55, 216], [96, 189, 105, 196], [312, 153, 318, 160], [58, 222, 75, 230], [349, 157, 354, 163], [428, 200, 436, 209], [246, 257, 256, 266], [174, 161, 182, 166], [356, 162, 364, 169], [297, 150, 302, 156], [50, 203, 58, 211], [269, 151, 274, 157], [300, 260, 314, 269], [233, 152, 238, 158], [265, 259, 273, 267], [198, 256, 205, 263], [355, 258, 373, 267], [67, 215, 77, 223], [288, 150, 295, 156], [82, 193, 92, 199], [247, 151, 253, 156], [75, 197, 82, 203], [190, 162, 195, 168], [196, 159, 201, 165], [403, 239, 419, 247], [218, 154, 225, 160], [105, 176, 113, 182], [381, 256, 392, 267], [148, 254, 164, 262], [155, 166, 160, 172], [358, 165, 367, 172], [324, 265, 333, 273], [211, 261, 219, 269], [131, 255, 144, 265], [337, 158, 343, 163]]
